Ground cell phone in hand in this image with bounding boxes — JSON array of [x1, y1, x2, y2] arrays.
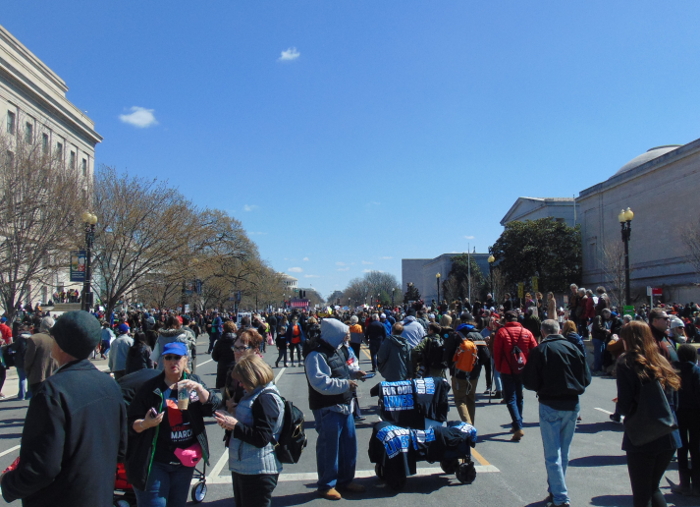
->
[[149, 407, 158, 418], [362, 373, 376, 380]]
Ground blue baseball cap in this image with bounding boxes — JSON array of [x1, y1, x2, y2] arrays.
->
[[161, 342, 188, 357]]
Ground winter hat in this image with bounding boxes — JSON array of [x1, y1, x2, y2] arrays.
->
[[321, 318, 349, 349], [670, 317, 685, 329], [117, 323, 130, 334], [51, 311, 101, 360]]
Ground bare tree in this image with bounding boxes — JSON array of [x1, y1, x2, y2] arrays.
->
[[0, 126, 85, 319], [680, 220, 700, 284], [342, 271, 400, 307], [92, 166, 206, 317], [601, 242, 627, 308]]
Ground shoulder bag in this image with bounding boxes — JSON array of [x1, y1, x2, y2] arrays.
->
[[624, 378, 677, 446]]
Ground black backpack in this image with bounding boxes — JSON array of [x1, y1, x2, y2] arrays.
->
[[424, 334, 446, 370], [259, 389, 307, 464]]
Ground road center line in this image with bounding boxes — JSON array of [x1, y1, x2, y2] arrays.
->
[[275, 368, 287, 384], [594, 407, 613, 415], [198, 358, 213, 368], [0, 445, 20, 458]]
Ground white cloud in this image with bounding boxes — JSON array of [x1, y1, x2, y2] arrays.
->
[[304, 274, 320, 278], [119, 106, 158, 128], [248, 231, 267, 236], [243, 205, 259, 212], [278, 47, 300, 61], [364, 269, 383, 273], [336, 262, 346, 266], [303, 257, 310, 262], [337, 267, 350, 272], [464, 235, 475, 240], [288, 267, 303, 273], [362, 261, 373, 265], [380, 256, 393, 260]]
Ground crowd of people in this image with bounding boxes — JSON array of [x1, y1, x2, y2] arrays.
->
[[0, 287, 698, 507]]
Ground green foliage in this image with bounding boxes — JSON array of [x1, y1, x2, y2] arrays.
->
[[445, 253, 486, 301], [404, 283, 421, 303], [492, 218, 582, 294]]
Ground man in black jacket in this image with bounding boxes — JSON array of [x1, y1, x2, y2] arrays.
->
[[0, 311, 128, 507], [523, 319, 591, 507]]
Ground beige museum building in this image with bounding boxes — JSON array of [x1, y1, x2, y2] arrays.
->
[[502, 139, 700, 304], [1, 23, 101, 306]]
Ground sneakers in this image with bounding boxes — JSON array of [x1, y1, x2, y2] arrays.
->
[[511, 429, 524, 442], [318, 488, 342, 500], [545, 502, 570, 507], [338, 482, 366, 493]]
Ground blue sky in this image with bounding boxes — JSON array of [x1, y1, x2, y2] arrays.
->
[[4, 1, 700, 298]]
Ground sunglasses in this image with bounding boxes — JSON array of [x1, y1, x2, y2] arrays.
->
[[233, 345, 251, 352], [164, 355, 183, 361]]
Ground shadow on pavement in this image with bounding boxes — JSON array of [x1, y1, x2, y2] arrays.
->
[[575, 421, 624, 434], [569, 454, 627, 467], [590, 494, 633, 506]]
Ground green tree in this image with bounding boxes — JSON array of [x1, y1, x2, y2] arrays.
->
[[404, 283, 421, 303], [443, 253, 486, 302], [491, 218, 582, 294]]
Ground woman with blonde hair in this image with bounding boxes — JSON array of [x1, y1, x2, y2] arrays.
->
[[616, 321, 681, 507], [214, 354, 284, 507]]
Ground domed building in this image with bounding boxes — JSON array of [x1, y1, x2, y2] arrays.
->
[[576, 140, 700, 304]]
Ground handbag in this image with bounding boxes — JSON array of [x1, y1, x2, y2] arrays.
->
[[624, 378, 678, 446]]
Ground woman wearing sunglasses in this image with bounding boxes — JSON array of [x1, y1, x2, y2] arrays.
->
[[126, 342, 221, 507]]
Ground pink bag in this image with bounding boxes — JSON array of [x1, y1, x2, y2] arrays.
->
[[174, 442, 202, 467]]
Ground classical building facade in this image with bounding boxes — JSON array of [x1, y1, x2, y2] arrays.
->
[[0, 24, 102, 306], [503, 139, 700, 304], [500, 197, 576, 227]]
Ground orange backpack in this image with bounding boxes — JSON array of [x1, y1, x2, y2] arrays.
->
[[453, 335, 478, 373]]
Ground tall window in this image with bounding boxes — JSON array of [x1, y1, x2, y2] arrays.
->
[[7, 111, 15, 135], [24, 122, 33, 144], [56, 142, 63, 159], [42, 133, 49, 155], [82, 158, 88, 177], [5, 150, 14, 165], [69, 150, 76, 169]]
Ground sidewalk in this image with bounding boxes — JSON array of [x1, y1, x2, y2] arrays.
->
[[2, 354, 111, 400]]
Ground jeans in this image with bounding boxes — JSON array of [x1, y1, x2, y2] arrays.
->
[[232, 472, 278, 507], [592, 338, 606, 372], [289, 343, 301, 365], [626, 449, 675, 507], [539, 403, 579, 506], [501, 373, 524, 430], [465, 374, 480, 424], [208, 333, 220, 354], [313, 407, 357, 491], [369, 340, 382, 371], [16, 367, 27, 400], [492, 358, 503, 392], [275, 343, 288, 366], [133, 461, 195, 507]]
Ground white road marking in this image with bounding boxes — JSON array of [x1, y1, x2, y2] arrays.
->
[[594, 407, 613, 415], [208, 450, 230, 480], [204, 465, 499, 484], [0, 445, 20, 458], [198, 359, 213, 368], [275, 368, 286, 384]]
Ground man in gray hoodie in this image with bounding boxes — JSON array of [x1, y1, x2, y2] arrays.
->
[[305, 318, 366, 500]]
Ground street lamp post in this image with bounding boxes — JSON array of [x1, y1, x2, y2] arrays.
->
[[391, 288, 395, 308], [436, 272, 441, 308], [488, 253, 496, 302], [618, 207, 634, 306], [81, 211, 98, 312]]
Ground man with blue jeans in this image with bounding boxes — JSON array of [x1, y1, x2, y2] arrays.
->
[[493, 311, 538, 441], [305, 318, 366, 500], [591, 309, 613, 374], [523, 319, 591, 507]]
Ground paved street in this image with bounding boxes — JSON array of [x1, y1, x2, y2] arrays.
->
[[0, 336, 698, 507]]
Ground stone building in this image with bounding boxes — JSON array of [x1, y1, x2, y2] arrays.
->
[[502, 139, 700, 304], [0, 23, 101, 306], [500, 197, 576, 227], [402, 253, 491, 304]]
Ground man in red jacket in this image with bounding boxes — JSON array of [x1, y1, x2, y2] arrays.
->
[[493, 311, 538, 441]]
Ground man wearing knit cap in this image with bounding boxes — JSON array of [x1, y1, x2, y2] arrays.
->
[[305, 318, 367, 500], [1, 311, 128, 507]]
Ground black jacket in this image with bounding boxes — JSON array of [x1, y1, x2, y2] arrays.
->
[[1, 360, 128, 507], [212, 332, 236, 388], [523, 335, 591, 409], [125, 371, 221, 490]]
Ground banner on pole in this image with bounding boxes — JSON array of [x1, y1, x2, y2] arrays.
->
[[70, 251, 86, 282]]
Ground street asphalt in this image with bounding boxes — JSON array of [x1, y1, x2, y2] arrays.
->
[[0, 336, 698, 507]]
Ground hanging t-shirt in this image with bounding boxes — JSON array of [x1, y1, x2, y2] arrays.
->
[[153, 385, 198, 465]]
